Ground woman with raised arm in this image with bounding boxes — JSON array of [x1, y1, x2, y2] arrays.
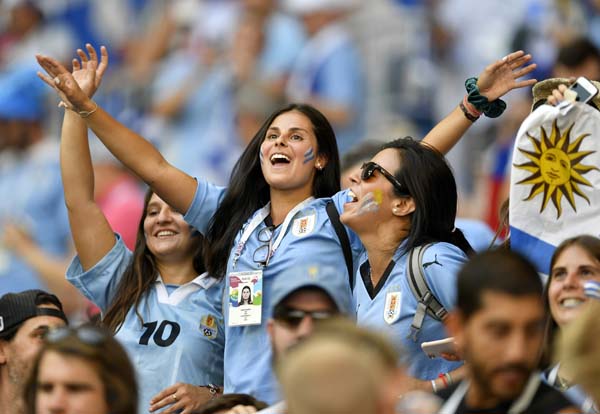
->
[[37, 48, 535, 404], [55, 45, 224, 414]]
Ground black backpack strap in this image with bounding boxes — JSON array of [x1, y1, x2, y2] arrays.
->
[[326, 201, 354, 289], [407, 243, 448, 341]]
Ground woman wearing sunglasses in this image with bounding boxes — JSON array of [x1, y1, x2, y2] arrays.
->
[[50, 46, 224, 414], [341, 138, 470, 392], [24, 326, 137, 414], [37, 46, 535, 403]]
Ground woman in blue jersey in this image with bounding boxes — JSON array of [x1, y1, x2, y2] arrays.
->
[[54, 45, 224, 414], [541, 235, 600, 413], [37, 47, 535, 403], [340, 138, 471, 393]]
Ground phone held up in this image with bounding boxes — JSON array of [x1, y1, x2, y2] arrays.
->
[[420, 337, 456, 359], [564, 76, 599, 104]]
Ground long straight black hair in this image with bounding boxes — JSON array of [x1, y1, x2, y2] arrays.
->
[[381, 138, 472, 256], [204, 103, 340, 279]]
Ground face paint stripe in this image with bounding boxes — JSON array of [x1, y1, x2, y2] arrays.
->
[[303, 147, 315, 164]]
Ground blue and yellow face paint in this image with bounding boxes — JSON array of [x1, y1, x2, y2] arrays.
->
[[356, 189, 383, 215]]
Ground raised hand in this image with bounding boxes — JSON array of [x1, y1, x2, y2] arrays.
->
[[71, 44, 109, 98], [35, 44, 108, 112], [477, 50, 537, 102]]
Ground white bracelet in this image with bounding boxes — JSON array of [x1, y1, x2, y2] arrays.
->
[[78, 101, 98, 118], [431, 379, 438, 393]]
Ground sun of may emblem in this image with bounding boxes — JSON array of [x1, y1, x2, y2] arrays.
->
[[514, 119, 598, 218]]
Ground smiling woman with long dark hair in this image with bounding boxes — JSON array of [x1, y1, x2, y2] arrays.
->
[[54, 46, 224, 414]]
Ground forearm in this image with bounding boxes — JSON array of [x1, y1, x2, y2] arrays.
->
[[406, 365, 466, 393], [12, 244, 82, 314], [61, 110, 95, 208], [81, 102, 196, 214], [422, 106, 472, 155], [60, 109, 118, 269]]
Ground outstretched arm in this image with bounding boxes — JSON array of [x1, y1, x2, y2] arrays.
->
[[36, 50, 196, 215], [423, 51, 537, 154], [59, 45, 117, 270]]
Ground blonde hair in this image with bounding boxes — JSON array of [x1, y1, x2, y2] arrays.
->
[[276, 319, 399, 414]]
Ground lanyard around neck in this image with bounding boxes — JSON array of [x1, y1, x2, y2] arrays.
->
[[232, 197, 315, 268], [439, 374, 541, 414]]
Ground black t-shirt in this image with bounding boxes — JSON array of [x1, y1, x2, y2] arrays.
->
[[437, 379, 580, 414]]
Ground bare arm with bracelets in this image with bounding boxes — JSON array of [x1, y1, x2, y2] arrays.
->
[[423, 50, 537, 154]]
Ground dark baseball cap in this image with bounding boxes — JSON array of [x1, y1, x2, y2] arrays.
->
[[0, 290, 68, 339]]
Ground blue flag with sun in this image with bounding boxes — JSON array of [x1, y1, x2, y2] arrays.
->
[[510, 102, 600, 276]]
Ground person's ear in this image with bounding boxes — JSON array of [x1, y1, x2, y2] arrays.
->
[[266, 319, 275, 340], [315, 154, 328, 171], [0, 340, 8, 365], [391, 197, 415, 217], [445, 311, 465, 356]]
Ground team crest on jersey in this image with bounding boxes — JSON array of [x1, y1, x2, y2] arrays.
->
[[199, 314, 217, 340], [383, 291, 401, 324], [292, 209, 316, 237]]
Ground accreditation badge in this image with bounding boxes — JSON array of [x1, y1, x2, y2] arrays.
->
[[383, 291, 401, 325], [292, 208, 316, 237], [228, 270, 263, 326]]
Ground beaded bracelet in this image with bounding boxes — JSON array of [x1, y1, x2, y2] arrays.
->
[[465, 77, 507, 118]]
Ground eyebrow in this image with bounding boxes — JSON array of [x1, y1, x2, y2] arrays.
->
[[267, 127, 310, 134]]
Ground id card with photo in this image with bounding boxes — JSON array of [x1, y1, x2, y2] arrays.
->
[[228, 270, 263, 326]]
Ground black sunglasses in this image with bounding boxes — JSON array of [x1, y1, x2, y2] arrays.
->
[[45, 326, 107, 346], [273, 306, 336, 328], [360, 162, 409, 195], [253, 226, 275, 267]]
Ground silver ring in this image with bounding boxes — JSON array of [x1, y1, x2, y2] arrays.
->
[[54, 76, 60, 85]]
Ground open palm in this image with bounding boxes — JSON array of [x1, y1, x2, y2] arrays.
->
[[477, 50, 537, 101], [36, 44, 108, 111]]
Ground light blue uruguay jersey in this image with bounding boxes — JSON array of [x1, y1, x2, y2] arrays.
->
[[66, 235, 225, 414], [354, 241, 466, 380], [184, 180, 362, 404]]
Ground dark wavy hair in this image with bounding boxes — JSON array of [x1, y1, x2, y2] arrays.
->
[[102, 189, 205, 333], [380, 138, 472, 256], [204, 103, 340, 279]]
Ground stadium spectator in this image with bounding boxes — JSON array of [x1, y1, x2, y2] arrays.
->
[[341, 137, 470, 391], [37, 44, 534, 404], [440, 250, 577, 413], [54, 46, 224, 414], [0, 290, 68, 414], [23, 325, 137, 414], [542, 235, 600, 413]]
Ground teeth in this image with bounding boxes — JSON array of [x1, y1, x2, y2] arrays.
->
[[157, 230, 176, 237], [560, 298, 584, 308], [270, 154, 290, 163], [347, 190, 358, 202]]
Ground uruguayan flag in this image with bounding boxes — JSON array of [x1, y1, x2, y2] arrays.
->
[[510, 102, 600, 276]]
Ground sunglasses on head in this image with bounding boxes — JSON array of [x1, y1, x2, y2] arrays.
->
[[360, 162, 409, 196], [45, 326, 107, 346], [273, 306, 336, 328]]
